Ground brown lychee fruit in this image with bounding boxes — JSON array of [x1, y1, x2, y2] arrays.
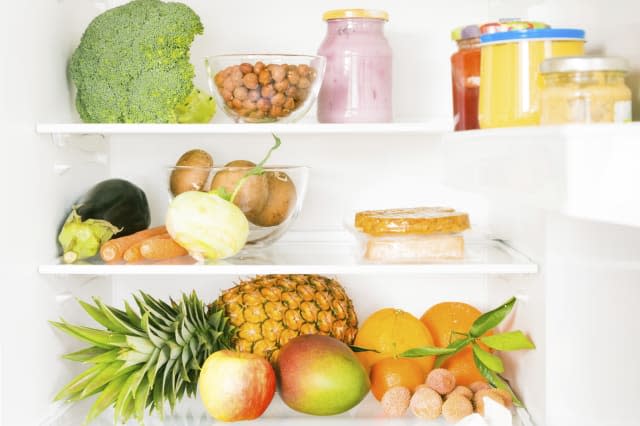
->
[[381, 386, 411, 417], [442, 394, 474, 423], [426, 368, 456, 395], [474, 389, 506, 416], [410, 386, 442, 420]]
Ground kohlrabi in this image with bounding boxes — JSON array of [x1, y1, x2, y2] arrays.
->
[[165, 134, 282, 261]]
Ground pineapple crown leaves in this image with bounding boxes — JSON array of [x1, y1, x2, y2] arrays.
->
[[50, 291, 236, 425]]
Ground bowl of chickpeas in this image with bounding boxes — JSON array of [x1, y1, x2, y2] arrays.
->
[[205, 54, 326, 123]]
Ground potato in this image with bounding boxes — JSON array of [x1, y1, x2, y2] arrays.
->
[[251, 171, 297, 227], [210, 160, 269, 222], [170, 149, 213, 197]]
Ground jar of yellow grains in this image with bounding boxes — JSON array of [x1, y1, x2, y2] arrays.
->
[[539, 56, 631, 124], [479, 28, 585, 128]]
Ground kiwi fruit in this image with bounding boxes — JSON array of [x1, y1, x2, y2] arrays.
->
[[251, 171, 297, 227], [170, 149, 214, 196], [210, 160, 269, 222]]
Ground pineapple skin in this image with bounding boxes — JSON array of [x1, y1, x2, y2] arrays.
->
[[216, 275, 358, 362]]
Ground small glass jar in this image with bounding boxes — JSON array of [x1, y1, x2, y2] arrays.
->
[[317, 9, 392, 123], [451, 25, 481, 131], [540, 56, 631, 124]]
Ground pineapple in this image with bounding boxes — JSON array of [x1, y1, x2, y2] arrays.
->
[[215, 274, 358, 362], [51, 275, 358, 424]]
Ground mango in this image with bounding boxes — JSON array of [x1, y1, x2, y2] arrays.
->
[[276, 334, 370, 415]]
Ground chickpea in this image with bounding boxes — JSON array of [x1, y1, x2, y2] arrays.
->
[[237, 108, 250, 117], [261, 84, 276, 98], [256, 97, 271, 112], [271, 92, 285, 106], [214, 71, 226, 87], [248, 89, 261, 102], [233, 86, 248, 101], [285, 86, 298, 98], [243, 73, 259, 90], [297, 64, 310, 77], [222, 77, 235, 92], [221, 88, 233, 102], [242, 99, 257, 111], [270, 105, 283, 117], [274, 78, 290, 92], [287, 64, 298, 72], [231, 98, 242, 109], [258, 69, 272, 85], [221, 67, 232, 78], [253, 61, 266, 74], [225, 100, 234, 108], [271, 65, 286, 82], [287, 69, 300, 85], [284, 96, 295, 110], [239, 63, 253, 74], [297, 77, 311, 89]]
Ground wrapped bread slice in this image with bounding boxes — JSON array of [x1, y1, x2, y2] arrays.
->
[[353, 207, 470, 263], [355, 207, 470, 236]]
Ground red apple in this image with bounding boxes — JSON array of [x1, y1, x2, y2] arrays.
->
[[198, 350, 276, 421]]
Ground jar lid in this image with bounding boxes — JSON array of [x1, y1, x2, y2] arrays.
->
[[480, 28, 585, 44], [480, 20, 549, 35], [540, 56, 630, 73], [323, 9, 389, 21], [451, 25, 481, 41]]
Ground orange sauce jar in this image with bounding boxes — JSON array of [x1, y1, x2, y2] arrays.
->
[[451, 25, 481, 131]]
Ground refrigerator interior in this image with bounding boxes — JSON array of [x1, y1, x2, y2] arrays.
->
[[1, 1, 640, 425]]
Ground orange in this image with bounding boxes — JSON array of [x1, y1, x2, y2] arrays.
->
[[420, 302, 491, 386], [370, 358, 426, 401], [354, 308, 435, 374]]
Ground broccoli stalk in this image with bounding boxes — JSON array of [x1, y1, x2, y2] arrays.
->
[[69, 0, 215, 123]]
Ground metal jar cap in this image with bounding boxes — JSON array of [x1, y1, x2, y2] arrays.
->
[[540, 56, 630, 73], [323, 9, 389, 21]]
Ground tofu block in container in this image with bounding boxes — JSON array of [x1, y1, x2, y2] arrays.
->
[[350, 207, 471, 263]]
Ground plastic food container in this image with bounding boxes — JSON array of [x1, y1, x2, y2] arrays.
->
[[351, 207, 470, 263], [451, 25, 481, 131], [479, 28, 586, 128], [205, 54, 325, 123], [167, 165, 309, 248], [317, 9, 392, 123], [540, 56, 632, 124]]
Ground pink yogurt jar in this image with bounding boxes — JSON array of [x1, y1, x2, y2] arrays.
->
[[317, 9, 392, 123]]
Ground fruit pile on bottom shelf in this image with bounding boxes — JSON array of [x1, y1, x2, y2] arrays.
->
[[49, 275, 534, 426], [50, 394, 526, 426]]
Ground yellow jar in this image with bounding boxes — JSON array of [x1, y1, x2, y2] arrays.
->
[[479, 29, 585, 128], [540, 56, 631, 124]]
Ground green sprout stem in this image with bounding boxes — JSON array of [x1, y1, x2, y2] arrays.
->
[[228, 133, 282, 203]]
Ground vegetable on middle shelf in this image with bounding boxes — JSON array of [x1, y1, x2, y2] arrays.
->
[[57, 179, 151, 263]]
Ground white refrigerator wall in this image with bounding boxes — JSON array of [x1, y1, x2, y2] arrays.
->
[[2, 1, 640, 426]]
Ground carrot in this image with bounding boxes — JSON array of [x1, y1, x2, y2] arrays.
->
[[140, 237, 188, 260], [123, 233, 170, 263], [100, 226, 167, 263]]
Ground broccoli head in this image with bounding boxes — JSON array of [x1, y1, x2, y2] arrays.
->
[[69, 0, 215, 123]]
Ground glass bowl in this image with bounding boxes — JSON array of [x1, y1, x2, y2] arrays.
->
[[205, 54, 326, 123], [167, 165, 309, 248]]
